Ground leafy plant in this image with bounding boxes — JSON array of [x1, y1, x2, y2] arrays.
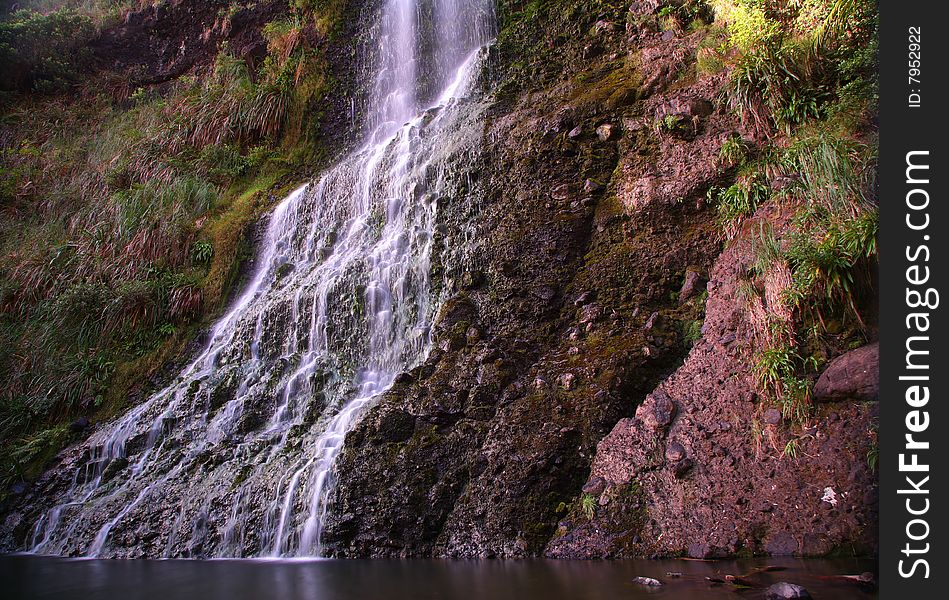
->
[[718, 133, 750, 167], [681, 319, 703, 348], [192, 240, 214, 265], [755, 344, 813, 424], [709, 176, 770, 238], [783, 438, 799, 459]]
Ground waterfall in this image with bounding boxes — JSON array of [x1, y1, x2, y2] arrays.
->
[[28, 0, 496, 559]]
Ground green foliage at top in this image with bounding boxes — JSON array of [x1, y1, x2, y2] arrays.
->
[[716, 0, 877, 134], [0, 8, 95, 93]]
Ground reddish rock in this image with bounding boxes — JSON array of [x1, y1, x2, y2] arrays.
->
[[813, 342, 879, 402]]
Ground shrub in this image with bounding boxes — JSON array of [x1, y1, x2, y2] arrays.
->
[[0, 9, 95, 93], [755, 344, 813, 424], [718, 133, 750, 167]]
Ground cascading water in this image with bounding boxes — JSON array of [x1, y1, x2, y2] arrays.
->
[[27, 0, 495, 558]]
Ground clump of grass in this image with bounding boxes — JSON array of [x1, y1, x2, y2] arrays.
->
[[654, 113, 685, 135], [581, 493, 597, 521], [708, 175, 770, 239], [718, 133, 750, 167], [866, 423, 878, 472], [754, 343, 815, 423], [783, 438, 799, 459]]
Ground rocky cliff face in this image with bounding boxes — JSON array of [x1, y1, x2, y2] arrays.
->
[[546, 209, 878, 559], [321, 2, 878, 559]]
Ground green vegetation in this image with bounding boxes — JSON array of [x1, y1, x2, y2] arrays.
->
[[866, 423, 878, 472], [704, 0, 878, 425], [580, 493, 597, 520], [0, 8, 95, 93], [0, 0, 348, 492], [708, 175, 769, 239], [680, 319, 703, 348]]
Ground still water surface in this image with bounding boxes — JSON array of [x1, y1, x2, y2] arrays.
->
[[2, 555, 876, 599]]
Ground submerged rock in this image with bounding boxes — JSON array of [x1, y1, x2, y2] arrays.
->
[[764, 582, 812, 600]]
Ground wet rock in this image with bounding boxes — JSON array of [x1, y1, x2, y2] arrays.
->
[[461, 270, 485, 290], [70, 417, 91, 433], [582, 476, 607, 496], [376, 410, 416, 443], [567, 125, 583, 139], [764, 582, 812, 600], [763, 408, 783, 425], [596, 124, 614, 141], [434, 296, 477, 332], [678, 269, 706, 304], [101, 457, 130, 484], [813, 342, 879, 402], [665, 441, 686, 462], [632, 576, 662, 587]]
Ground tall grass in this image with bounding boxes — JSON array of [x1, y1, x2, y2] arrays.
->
[[706, 1, 878, 425]]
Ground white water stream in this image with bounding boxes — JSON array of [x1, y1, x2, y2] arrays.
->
[[28, 0, 495, 558]]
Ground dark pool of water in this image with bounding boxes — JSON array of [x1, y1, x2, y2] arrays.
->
[[1, 554, 877, 599]]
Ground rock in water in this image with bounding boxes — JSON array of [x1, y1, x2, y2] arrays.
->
[[764, 582, 812, 600], [632, 577, 663, 587]]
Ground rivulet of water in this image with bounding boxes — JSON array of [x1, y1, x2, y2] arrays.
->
[[28, 0, 496, 558]]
